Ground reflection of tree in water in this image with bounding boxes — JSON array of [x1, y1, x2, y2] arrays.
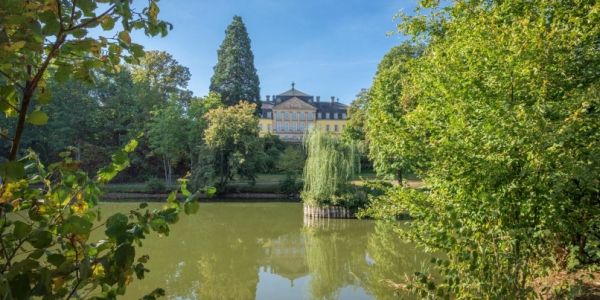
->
[[109, 203, 431, 300], [303, 218, 371, 300], [194, 204, 304, 300], [361, 222, 432, 300]]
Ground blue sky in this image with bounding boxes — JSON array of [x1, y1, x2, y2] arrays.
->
[[129, 0, 417, 104]]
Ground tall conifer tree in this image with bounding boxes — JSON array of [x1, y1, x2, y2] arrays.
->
[[210, 16, 261, 111]]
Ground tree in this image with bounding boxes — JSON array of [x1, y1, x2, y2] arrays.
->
[[366, 44, 423, 182], [147, 103, 188, 186], [209, 16, 261, 111], [201, 101, 261, 191], [302, 129, 359, 207], [186, 92, 224, 172], [365, 0, 600, 298], [342, 88, 370, 144], [131, 50, 191, 106], [276, 145, 305, 175], [0, 1, 205, 298], [0, 0, 171, 161]]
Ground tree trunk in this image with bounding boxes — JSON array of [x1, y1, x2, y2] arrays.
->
[[162, 155, 168, 185], [8, 88, 33, 161], [75, 140, 81, 161]]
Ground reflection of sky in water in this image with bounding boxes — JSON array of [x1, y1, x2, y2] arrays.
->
[[97, 202, 429, 300]]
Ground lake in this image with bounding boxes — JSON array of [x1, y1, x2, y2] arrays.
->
[[98, 202, 429, 300]]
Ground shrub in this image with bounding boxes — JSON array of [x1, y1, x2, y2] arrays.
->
[[279, 175, 302, 195], [146, 177, 167, 193]]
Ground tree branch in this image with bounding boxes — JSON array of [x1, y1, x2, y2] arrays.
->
[[0, 238, 26, 274], [8, 30, 66, 160], [0, 69, 24, 90], [69, 0, 77, 28], [0, 98, 19, 112], [56, 0, 65, 31], [68, 5, 117, 32]]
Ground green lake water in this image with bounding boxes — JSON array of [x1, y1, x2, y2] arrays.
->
[[99, 202, 429, 300]]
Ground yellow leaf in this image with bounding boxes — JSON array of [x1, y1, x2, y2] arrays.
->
[[92, 263, 105, 278]]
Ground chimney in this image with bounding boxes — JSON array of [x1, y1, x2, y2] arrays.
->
[[316, 96, 320, 102], [266, 95, 271, 101], [336, 98, 340, 102], [330, 96, 335, 103]]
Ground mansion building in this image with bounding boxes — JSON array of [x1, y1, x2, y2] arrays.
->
[[259, 84, 349, 142]]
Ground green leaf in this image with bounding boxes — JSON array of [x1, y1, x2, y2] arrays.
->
[[119, 31, 131, 46], [101, 17, 116, 31], [149, 218, 168, 235], [76, 0, 97, 15], [55, 64, 73, 83], [114, 244, 135, 269], [28, 249, 44, 259], [47, 253, 66, 267], [204, 186, 217, 197], [166, 191, 177, 203], [62, 215, 93, 235], [183, 200, 199, 215], [111, 150, 129, 170], [36, 88, 52, 105], [105, 213, 128, 240], [29, 230, 53, 249], [13, 221, 32, 239], [27, 110, 49, 126], [123, 139, 138, 153], [71, 28, 88, 38], [0, 161, 25, 182]]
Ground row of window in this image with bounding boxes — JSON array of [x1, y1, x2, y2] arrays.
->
[[270, 111, 347, 121], [258, 123, 346, 133], [325, 124, 345, 132]]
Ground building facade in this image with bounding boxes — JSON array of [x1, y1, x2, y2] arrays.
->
[[258, 84, 349, 142]]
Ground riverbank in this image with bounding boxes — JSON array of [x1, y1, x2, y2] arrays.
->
[[102, 172, 388, 200], [102, 192, 298, 201]]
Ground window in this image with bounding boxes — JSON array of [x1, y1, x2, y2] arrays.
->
[[267, 111, 272, 119], [300, 112, 305, 121], [276, 123, 282, 132], [342, 113, 347, 120], [334, 125, 339, 132], [308, 112, 314, 121], [326, 125, 330, 131], [284, 122, 289, 132], [297, 112, 301, 121], [291, 123, 296, 132], [284, 112, 289, 121], [291, 112, 297, 121], [322, 112, 327, 119], [275, 112, 281, 121], [330, 112, 334, 119], [299, 123, 305, 132]]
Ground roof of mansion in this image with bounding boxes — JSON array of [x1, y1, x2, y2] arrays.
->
[[260, 84, 348, 117]]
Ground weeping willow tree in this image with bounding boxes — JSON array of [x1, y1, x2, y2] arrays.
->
[[302, 128, 360, 207]]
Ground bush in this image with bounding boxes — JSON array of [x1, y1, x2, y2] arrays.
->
[[145, 177, 167, 193], [279, 175, 302, 195]]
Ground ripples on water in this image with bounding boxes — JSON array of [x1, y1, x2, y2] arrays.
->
[[97, 202, 430, 300]]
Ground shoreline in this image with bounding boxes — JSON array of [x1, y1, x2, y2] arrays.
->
[[102, 192, 300, 202]]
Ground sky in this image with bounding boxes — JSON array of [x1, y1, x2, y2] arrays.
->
[[129, 0, 417, 104]]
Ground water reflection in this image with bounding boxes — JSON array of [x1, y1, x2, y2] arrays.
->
[[99, 202, 429, 299]]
